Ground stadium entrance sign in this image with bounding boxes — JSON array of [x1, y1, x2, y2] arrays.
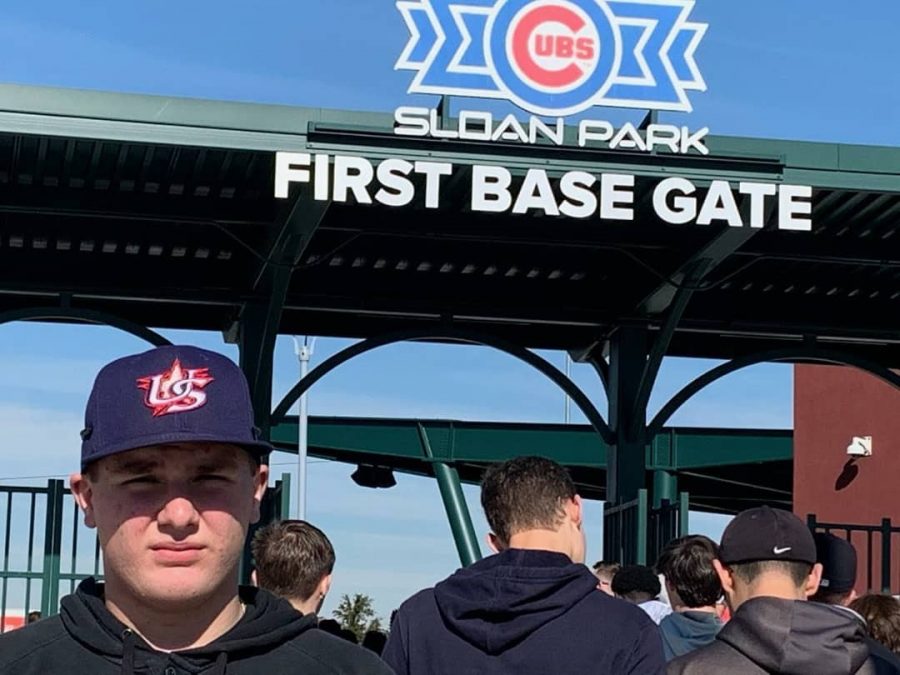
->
[[274, 152, 813, 231], [273, 1, 815, 232]]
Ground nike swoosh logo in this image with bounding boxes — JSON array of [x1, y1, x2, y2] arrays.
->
[[773, 546, 792, 555]]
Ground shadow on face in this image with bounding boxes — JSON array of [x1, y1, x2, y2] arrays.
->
[[70, 443, 267, 609]]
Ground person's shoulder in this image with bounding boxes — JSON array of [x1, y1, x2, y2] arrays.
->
[[395, 587, 437, 616], [865, 636, 900, 675], [667, 640, 744, 674], [582, 590, 658, 628], [0, 616, 70, 668], [285, 628, 395, 674]]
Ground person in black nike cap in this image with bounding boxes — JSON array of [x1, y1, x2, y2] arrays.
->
[[669, 506, 877, 674], [0, 345, 393, 675], [811, 532, 900, 674]]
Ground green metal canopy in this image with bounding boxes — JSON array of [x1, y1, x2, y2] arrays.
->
[[0, 83, 897, 361], [271, 416, 793, 514]]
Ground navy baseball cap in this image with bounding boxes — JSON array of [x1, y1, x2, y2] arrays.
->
[[718, 506, 817, 566], [81, 345, 272, 469], [815, 532, 857, 593]]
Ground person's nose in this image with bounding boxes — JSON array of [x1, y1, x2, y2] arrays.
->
[[156, 494, 200, 535]]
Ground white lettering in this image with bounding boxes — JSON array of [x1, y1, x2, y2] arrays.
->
[[415, 161, 453, 209], [333, 155, 374, 204], [274, 152, 311, 199], [698, 180, 742, 227], [578, 120, 614, 147], [393, 106, 430, 137], [429, 108, 458, 139], [529, 117, 565, 145], [600, 173, 635, 220], [739, 182, 778, 228], [472, 165, 512, 212], [375, 159, 415, 207], [314, 153, 330, 201], [610, 123, 647, 152], [779, 184, 813, 231], [458, 111, 492, 142], [492, 115, 529, 143], [513, 169, 559, 216], [681, 127, 710, 155], [645, 125, 681, 153], [559, 171, 597, 219], [654, 178, 697, 224]]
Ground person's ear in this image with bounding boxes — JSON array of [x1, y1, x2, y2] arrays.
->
[[713, 560, 735, 598], [487, 532, 503, 554], [320, 573, 333, 599], [70, 473, 97, 529], [249, 464, 270, 525], [250, 569, 259, 587], [805, 563, 824, 598], [567, 495, 584, 530]]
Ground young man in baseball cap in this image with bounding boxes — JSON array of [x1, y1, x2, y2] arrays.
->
[[0, 345, 393, 675], [669, 506, 876, 674], [811, 532, 900, 674]]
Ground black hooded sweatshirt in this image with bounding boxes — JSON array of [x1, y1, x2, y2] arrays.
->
[[667, 596, 877, 674], [382, 549, 665, 675], [0, 578, 394, 675]]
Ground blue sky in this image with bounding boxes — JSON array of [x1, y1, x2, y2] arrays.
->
[[0, 0, 898, 619]]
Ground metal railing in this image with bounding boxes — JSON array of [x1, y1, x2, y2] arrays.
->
[[604, 490, 649, 565], [808, 514, 900, 594], [648, 493, 690, 566], [604, 490, 690, 566]]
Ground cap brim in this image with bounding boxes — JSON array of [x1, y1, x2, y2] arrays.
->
[[82, 432, 274, 469]]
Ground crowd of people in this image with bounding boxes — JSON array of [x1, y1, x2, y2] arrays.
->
[[0, 344, 899, 674]]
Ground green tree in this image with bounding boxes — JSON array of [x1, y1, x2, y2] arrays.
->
[[332, 593, 384, 643]]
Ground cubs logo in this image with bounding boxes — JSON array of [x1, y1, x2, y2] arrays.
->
[[396, 0, 707, 116], [137, 359, 214, 417]]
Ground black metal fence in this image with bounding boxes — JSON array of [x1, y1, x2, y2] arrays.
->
[[604, 490, 690, 566], [807, 514, 900, 593]]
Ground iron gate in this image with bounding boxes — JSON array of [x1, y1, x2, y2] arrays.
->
[[603, 489, 690, 566]]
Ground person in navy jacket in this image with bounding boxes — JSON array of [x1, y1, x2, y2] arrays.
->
[[382, 456, 665, 675]]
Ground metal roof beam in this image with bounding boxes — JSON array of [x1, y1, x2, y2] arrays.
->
[[269, 416, 792, 471]]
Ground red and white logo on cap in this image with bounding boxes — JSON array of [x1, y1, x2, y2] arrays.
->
[[137, 359, 214, 417]]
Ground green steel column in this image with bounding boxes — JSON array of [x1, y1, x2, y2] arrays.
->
[[652, 470, 677, 508], [238, 302, 277, 440], [417, 424, 481, 566], [278, 473, 293, 521], [607, 326, 650, 505], [41, 479, 64, 616]]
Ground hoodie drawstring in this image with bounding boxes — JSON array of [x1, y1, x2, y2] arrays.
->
[[121, 629, 136, 675], [213, 651, 228, 675]]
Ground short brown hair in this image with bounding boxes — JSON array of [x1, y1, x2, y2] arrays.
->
[[851, 594, 900, 655], [656, 535, 721, 608], [480, 456, 577, 546], [728, 560, 812, 588], [593, 561, 621, 579], [251, 520, 335, 602]]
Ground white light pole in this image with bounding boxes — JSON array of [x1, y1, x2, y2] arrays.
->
[[564, 353, 572, 424], [292, 336, 315, 520]]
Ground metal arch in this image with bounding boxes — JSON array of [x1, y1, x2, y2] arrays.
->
[[271, 327, 614, 444], [647, 346, 900, 439], [0, 307, 171, 346]]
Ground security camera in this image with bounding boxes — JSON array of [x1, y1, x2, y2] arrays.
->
[[846, 436, 873, 457]]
